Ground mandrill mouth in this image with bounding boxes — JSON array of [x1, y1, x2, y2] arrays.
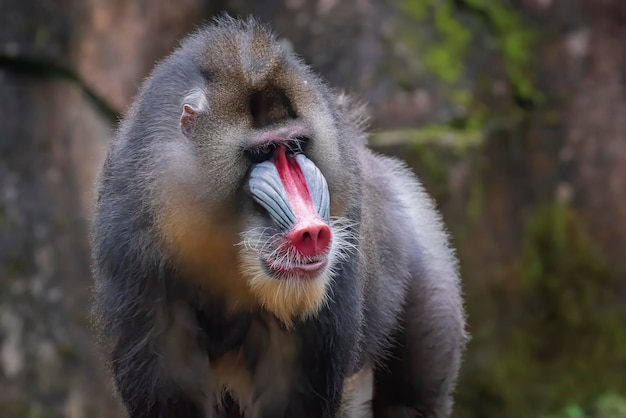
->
[[261, 254, 329, 280]]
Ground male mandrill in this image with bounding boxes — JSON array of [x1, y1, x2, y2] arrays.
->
[[91, 17, 467, 418]]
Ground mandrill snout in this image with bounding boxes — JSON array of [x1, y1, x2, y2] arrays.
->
[[248, 146, 333, 274]]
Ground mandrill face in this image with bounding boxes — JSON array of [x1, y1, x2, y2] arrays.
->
[[247, 146, 332, 280], [150, 24, 361, 325], [238, 132, 356, 325]]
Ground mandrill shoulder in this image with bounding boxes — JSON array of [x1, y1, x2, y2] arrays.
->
[[358, 147, 442, 235], [358, 148, 423, 248], [357, 146, 460, 294]]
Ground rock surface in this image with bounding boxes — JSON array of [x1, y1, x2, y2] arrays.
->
[[1, 0, 625, 417]]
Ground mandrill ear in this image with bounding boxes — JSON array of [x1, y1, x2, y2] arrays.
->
[[180, 89, 209, 137]]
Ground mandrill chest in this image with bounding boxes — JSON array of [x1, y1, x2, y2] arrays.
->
[[203, 312, 303, 416], [199, 308, 373, 418]]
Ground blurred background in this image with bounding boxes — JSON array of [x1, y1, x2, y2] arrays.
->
[[1, 0, 625, 417]]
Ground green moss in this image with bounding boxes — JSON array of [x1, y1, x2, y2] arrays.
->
[[400, 0, 471, 84], [541, 393, 626, 418], [450, 89, 472, 107], [460, 203, 626, 418], [398, 0, 541, 120], [402, 0, 429, 20], [521, 204, 614, 328], [466, 173, 484, 220], [426, 1, 471, 83], [595, 393, 626, 418], [461, 0, 541, 103]]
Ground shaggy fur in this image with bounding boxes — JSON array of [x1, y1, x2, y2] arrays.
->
[[91, 16, 467, 418]]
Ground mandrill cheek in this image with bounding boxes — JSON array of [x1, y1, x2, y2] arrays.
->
[[248, 149, 332, 257]]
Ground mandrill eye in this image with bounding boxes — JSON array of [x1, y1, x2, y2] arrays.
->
[[245, 142, 278, 164]]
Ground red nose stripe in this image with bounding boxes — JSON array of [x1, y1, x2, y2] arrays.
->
[[273, 146, 315, 213], [274, 147, 331, 257]]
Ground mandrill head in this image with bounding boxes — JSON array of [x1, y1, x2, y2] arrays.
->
[[148, 18, 362, 325]]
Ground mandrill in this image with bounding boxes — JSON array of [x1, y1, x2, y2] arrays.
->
[[91, 16, 467, 418]]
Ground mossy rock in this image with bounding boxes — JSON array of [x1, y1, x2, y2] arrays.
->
[[457, 203, 626, 418]]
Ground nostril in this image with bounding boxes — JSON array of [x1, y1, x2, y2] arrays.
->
[[289, 223, 331, 257], [315, 225, 331, 251]]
